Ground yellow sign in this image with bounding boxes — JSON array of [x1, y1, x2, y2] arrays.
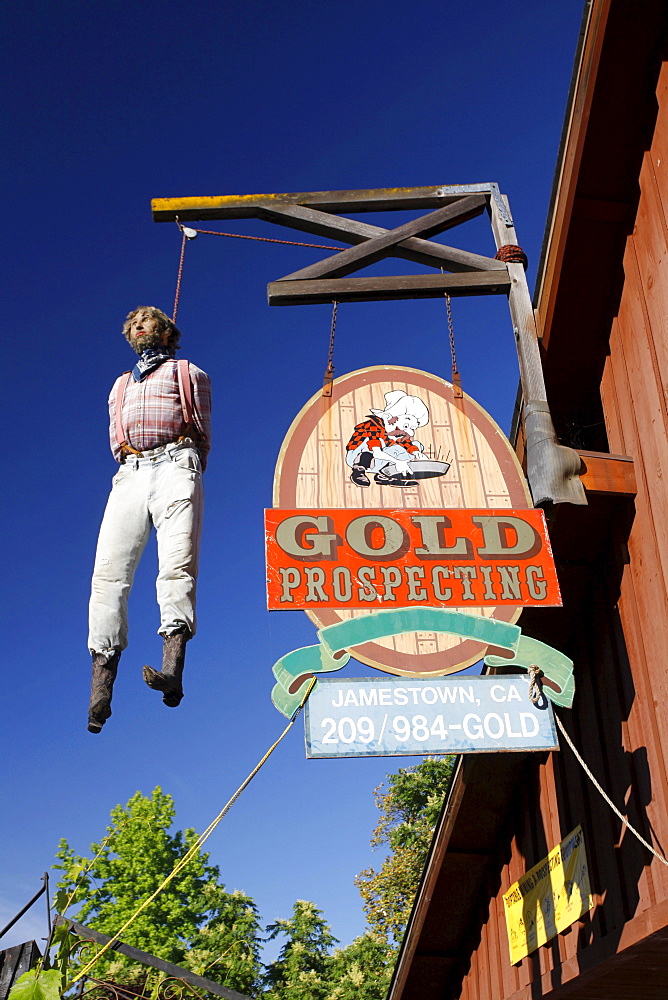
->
[[503, 825, 593, 964]]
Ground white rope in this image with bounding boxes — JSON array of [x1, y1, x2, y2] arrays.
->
[[554, 712, 668, 868], [527, 665, 543, 704]]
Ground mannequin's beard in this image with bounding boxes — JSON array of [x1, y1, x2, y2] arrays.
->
[[130, 331, 166, 354]]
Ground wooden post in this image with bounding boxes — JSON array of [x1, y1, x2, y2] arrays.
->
[[488, 194, 586, 507]]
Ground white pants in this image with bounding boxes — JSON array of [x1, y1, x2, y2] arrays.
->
[[88, 443, 204, 655], [346, 441, 417, 470]]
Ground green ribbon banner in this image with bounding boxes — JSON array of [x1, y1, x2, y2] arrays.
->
[[271, 608, 574, 718]]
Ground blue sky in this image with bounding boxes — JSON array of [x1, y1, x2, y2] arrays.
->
[[1, 0, 583, 960]]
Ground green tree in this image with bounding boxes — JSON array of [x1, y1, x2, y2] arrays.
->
[[262, 900, 337, 1000], [355, 757, 454, 944], [54, 787, 262, 994], [184, 887, 262, 991], [324, 933, 395, 1000]]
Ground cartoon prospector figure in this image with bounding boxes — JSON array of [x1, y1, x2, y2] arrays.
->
[[86, 307, 211, 733], [346, 389, 428, 487]]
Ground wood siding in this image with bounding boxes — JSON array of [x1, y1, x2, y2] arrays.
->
[[388, 8, 668, 999], [453, 58, 668, 1000]]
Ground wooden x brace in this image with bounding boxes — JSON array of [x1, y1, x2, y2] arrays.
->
[[259, 195, 509, 304]]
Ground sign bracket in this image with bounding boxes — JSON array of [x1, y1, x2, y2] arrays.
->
[[151, 184, 586, 507]]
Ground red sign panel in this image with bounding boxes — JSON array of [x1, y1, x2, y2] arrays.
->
[[265, 508, 561, 611]]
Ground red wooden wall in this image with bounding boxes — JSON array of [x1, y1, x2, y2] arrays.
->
[[453, 58, 668, 1000]]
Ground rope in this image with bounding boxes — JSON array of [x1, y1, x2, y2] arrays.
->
[[172, 229, 188, 323], [494, 244, 528, 269], [524, 669, 667, 865], [65, 678, 317, 989], [554, 712, 668, 867], [527, 665, 544, 705], [185, 227, 345, 252], [323, 301, 338, 397]]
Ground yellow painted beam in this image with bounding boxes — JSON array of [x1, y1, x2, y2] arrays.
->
[[151, 184, 494, 222]]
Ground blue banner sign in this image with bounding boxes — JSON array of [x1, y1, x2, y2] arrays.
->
[[304, 676, 558, 758]]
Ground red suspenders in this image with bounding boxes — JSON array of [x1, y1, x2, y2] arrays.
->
[[114, 372, 133, 451], [175, 358, 193, 427]]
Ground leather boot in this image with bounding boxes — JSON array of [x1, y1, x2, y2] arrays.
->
[[87, 651, 120, 734], [350, 464, 371, 487], [142, 630, 188, 707]]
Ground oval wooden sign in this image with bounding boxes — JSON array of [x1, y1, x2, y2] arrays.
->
[[273, 366, 532, 677]]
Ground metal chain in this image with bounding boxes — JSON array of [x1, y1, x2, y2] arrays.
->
[[188, 226, 345, 252], [554, 712, 668, 867], [442, 276, 463, 397], [323, 300, 338, 396]]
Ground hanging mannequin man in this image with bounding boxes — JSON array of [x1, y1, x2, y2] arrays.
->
[[87, 306, 211, 733]]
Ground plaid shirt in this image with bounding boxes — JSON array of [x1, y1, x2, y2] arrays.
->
[[346, 415, 421, 455], [108, 360, 211, 469]]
